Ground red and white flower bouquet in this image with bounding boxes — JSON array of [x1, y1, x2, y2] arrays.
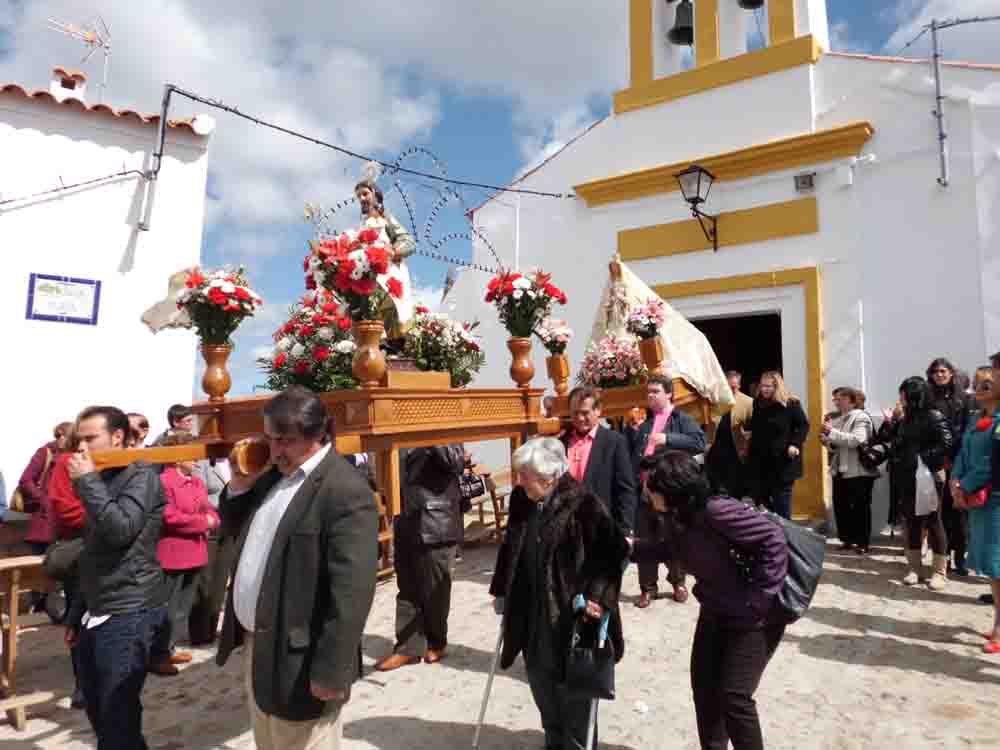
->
[[257, 290, 358, 392], [175, 267, 263, 345], [304, 225, 399, 321], [404, 306, 485, 387], [576, 334, 647, 389], [484, 269, 567, 338]]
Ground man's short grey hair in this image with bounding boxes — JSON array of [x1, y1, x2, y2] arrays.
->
[[511, 437, 569, 480]]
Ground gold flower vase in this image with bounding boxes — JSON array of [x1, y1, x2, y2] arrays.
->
[[352, 320, 387, 388], [639, 336, 665, 377], [545, 352, 570, 396], [507, 337, 535, 389], [201, 343, 234, 402]]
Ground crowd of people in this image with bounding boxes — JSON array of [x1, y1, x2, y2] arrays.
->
[[3, 348, 1000, 749]]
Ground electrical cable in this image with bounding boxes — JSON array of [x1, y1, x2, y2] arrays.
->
[[0, 169, 145, 208], [166, 85, 575, 199]]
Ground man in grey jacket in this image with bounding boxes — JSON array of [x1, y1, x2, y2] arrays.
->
[[67, 405, 168, 750]]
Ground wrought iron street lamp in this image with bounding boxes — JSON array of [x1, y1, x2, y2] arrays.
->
[[674, 164, 719, 251]]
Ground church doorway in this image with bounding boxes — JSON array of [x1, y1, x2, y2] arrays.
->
[[690, 312, 782, 396]]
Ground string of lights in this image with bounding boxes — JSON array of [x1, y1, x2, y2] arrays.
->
[[164, 85, 575, 200], [0, 169, 145, 208]]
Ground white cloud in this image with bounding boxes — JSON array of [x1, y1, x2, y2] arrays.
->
[[828, 21, 856, 53], [884, 0, 999, 63]]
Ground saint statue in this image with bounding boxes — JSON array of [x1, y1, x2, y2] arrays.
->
[[354, 178, 416, 346]]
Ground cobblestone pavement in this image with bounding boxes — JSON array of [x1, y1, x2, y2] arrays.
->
[[2, 535, 999, 749]]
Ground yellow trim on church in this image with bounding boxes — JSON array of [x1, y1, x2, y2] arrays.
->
[[618, 197, 819, 260], [575, 121, 873, 207], [769, 0, 798, 46], [628, 0, 653, 88], [614, 34, 822, 114], [655, 267, 827, 521], [695, 0, 720, 67]]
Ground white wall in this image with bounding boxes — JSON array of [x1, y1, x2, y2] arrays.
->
[[455, 54, 1000, 471], [0, 95, 210, 490]]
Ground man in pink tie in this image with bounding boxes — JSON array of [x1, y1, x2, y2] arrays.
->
[[560, 387, 637, 538], [628, 376, 706, 608]]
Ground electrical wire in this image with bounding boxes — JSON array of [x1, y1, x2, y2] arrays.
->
[[166, 85, 575, 199], [0, 169, 145, 208]]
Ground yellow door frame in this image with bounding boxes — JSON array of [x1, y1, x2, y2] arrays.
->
[[655, 267, 827, 521]]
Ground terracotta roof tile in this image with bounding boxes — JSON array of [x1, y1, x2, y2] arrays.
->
[[52, 67, 88, 81], [0, 83, 200, 133]]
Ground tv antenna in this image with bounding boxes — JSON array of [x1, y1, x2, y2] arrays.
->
[[46, 15, 112, 103]]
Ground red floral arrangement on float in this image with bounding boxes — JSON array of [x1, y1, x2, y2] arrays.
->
[[257, 290, 358, 392], [304, 226, 399, 320], [484, 269, 567, 338], [175, 266, 263, 345]]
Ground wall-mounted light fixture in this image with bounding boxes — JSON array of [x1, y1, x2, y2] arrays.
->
[[674, 164, 718, 251]]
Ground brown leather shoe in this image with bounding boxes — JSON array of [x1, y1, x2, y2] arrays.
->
[[672, 585, 690, 604], [148, 659, 179, 677], [374, 653, 422, 672], [169, 652, 193, 665], [424, 648, 447, 664], [635, 591, 654, 609]]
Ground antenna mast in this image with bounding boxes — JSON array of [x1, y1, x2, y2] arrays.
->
[[46, 15, 112, 103]]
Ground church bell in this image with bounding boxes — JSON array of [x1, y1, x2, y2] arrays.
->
[[667, 0, 694, 46], [737, 0, 766, 9]]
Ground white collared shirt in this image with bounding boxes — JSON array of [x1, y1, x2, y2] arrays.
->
[[233, 443, 331, 631]]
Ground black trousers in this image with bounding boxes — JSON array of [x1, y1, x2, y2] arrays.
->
[[188, 536, 235, 645], [690, 614, 785, 750], [832, 476, 876, 549], [636, 500, 685, 591], [151, 569, 201, 659], [525, 662, 594, 750], [393, 518, 455, 655], [941, 483, 969, 562]]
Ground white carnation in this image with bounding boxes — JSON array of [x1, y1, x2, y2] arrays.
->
[[221, 282, 236, 294], [335, 340, 356, 354], [291, 342, 306, 358], [277, 337, 293, 351], [317, 327, 335, 341]]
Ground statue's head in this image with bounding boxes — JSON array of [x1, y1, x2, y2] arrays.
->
[[354, 180, 384, 217]]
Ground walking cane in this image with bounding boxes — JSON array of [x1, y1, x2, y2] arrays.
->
[[472, 603, 506, 750]]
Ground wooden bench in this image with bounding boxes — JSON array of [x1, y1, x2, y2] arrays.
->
[[0, 555, 56, 730]]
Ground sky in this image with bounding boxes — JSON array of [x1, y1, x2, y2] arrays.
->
[[1, 0, 997, 399]]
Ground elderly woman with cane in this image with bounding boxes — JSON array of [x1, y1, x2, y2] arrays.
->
[[486, 437, 629, 750], [630, 450, 789, 750]]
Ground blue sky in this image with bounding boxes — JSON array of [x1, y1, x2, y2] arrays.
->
[[1, 1, 995, 397]]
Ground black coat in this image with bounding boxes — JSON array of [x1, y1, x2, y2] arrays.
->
[[74, 462, 169, 618], [747, 398, 810, 482], [399, 444, 465, 546], [560, 427, 638, 533], [216, 447, 377, 721], [877, 410, 953, 473], [626, 409, 707, 477], [929, 385, 976, 460], [489, 474, 629, 674]]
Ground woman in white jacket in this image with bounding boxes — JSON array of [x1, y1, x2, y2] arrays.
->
[[822, 387, 881, 554]]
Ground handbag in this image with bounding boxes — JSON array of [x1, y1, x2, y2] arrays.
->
[[723, 504, 826, 624], [459, 473, 487, 514], [42, 537, 84, 581], [564, 614, 615, 700], [857, 442, 887, 472], [914, 456, 939, 516], [963, 483, 991, 509]]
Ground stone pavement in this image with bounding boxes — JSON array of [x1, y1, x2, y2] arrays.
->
[[2, 534, 999, 749]]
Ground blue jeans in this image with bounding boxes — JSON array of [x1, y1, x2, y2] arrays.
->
[[78, 605, 167, 750]]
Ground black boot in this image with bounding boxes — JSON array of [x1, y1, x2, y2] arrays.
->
[[954, 548, 969, 577]]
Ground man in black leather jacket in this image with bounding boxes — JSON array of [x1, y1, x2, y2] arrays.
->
[[375, 443, 465, 671], [67, 405, 168, 750]]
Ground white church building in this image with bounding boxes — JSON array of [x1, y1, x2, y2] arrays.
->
[[456, 0, 1000, 520], [0, 67, 213, 491]]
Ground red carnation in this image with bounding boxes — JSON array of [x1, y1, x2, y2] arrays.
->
[[387, 277, 403, 299], [293, 360, 310, 375], [283, 322, 296, 334], [352, 277, 377, 295], [303, 256, 311, 272], [186, 271, 205, 288], [337, 317, 352, 331], [274, 352, 287, 368], [322, 302, 338, 314], [234, 287, 251, 301], [299, 325, 315, 337], [365, 245, 390, 275], [314, 347, 331, 362], [415, 305, 430, 315], [305, 276, 317, 290], [358, 228, 380, 243]]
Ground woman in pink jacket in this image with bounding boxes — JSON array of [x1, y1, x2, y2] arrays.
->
[[150, 434, 220, 674]]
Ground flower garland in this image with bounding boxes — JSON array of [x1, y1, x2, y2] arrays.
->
[[626, 298, 667, 340], [176, 267, 263, 345], [576, 334, 647, 389], [484, 269, 567, 338], [304, 224, 398, 321], [257, 290, 358, 392], [404, 307, 485, 388], [536, 318, 574, 355]]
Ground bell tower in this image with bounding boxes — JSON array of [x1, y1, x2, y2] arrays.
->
[[621, 0, 830, 113]]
